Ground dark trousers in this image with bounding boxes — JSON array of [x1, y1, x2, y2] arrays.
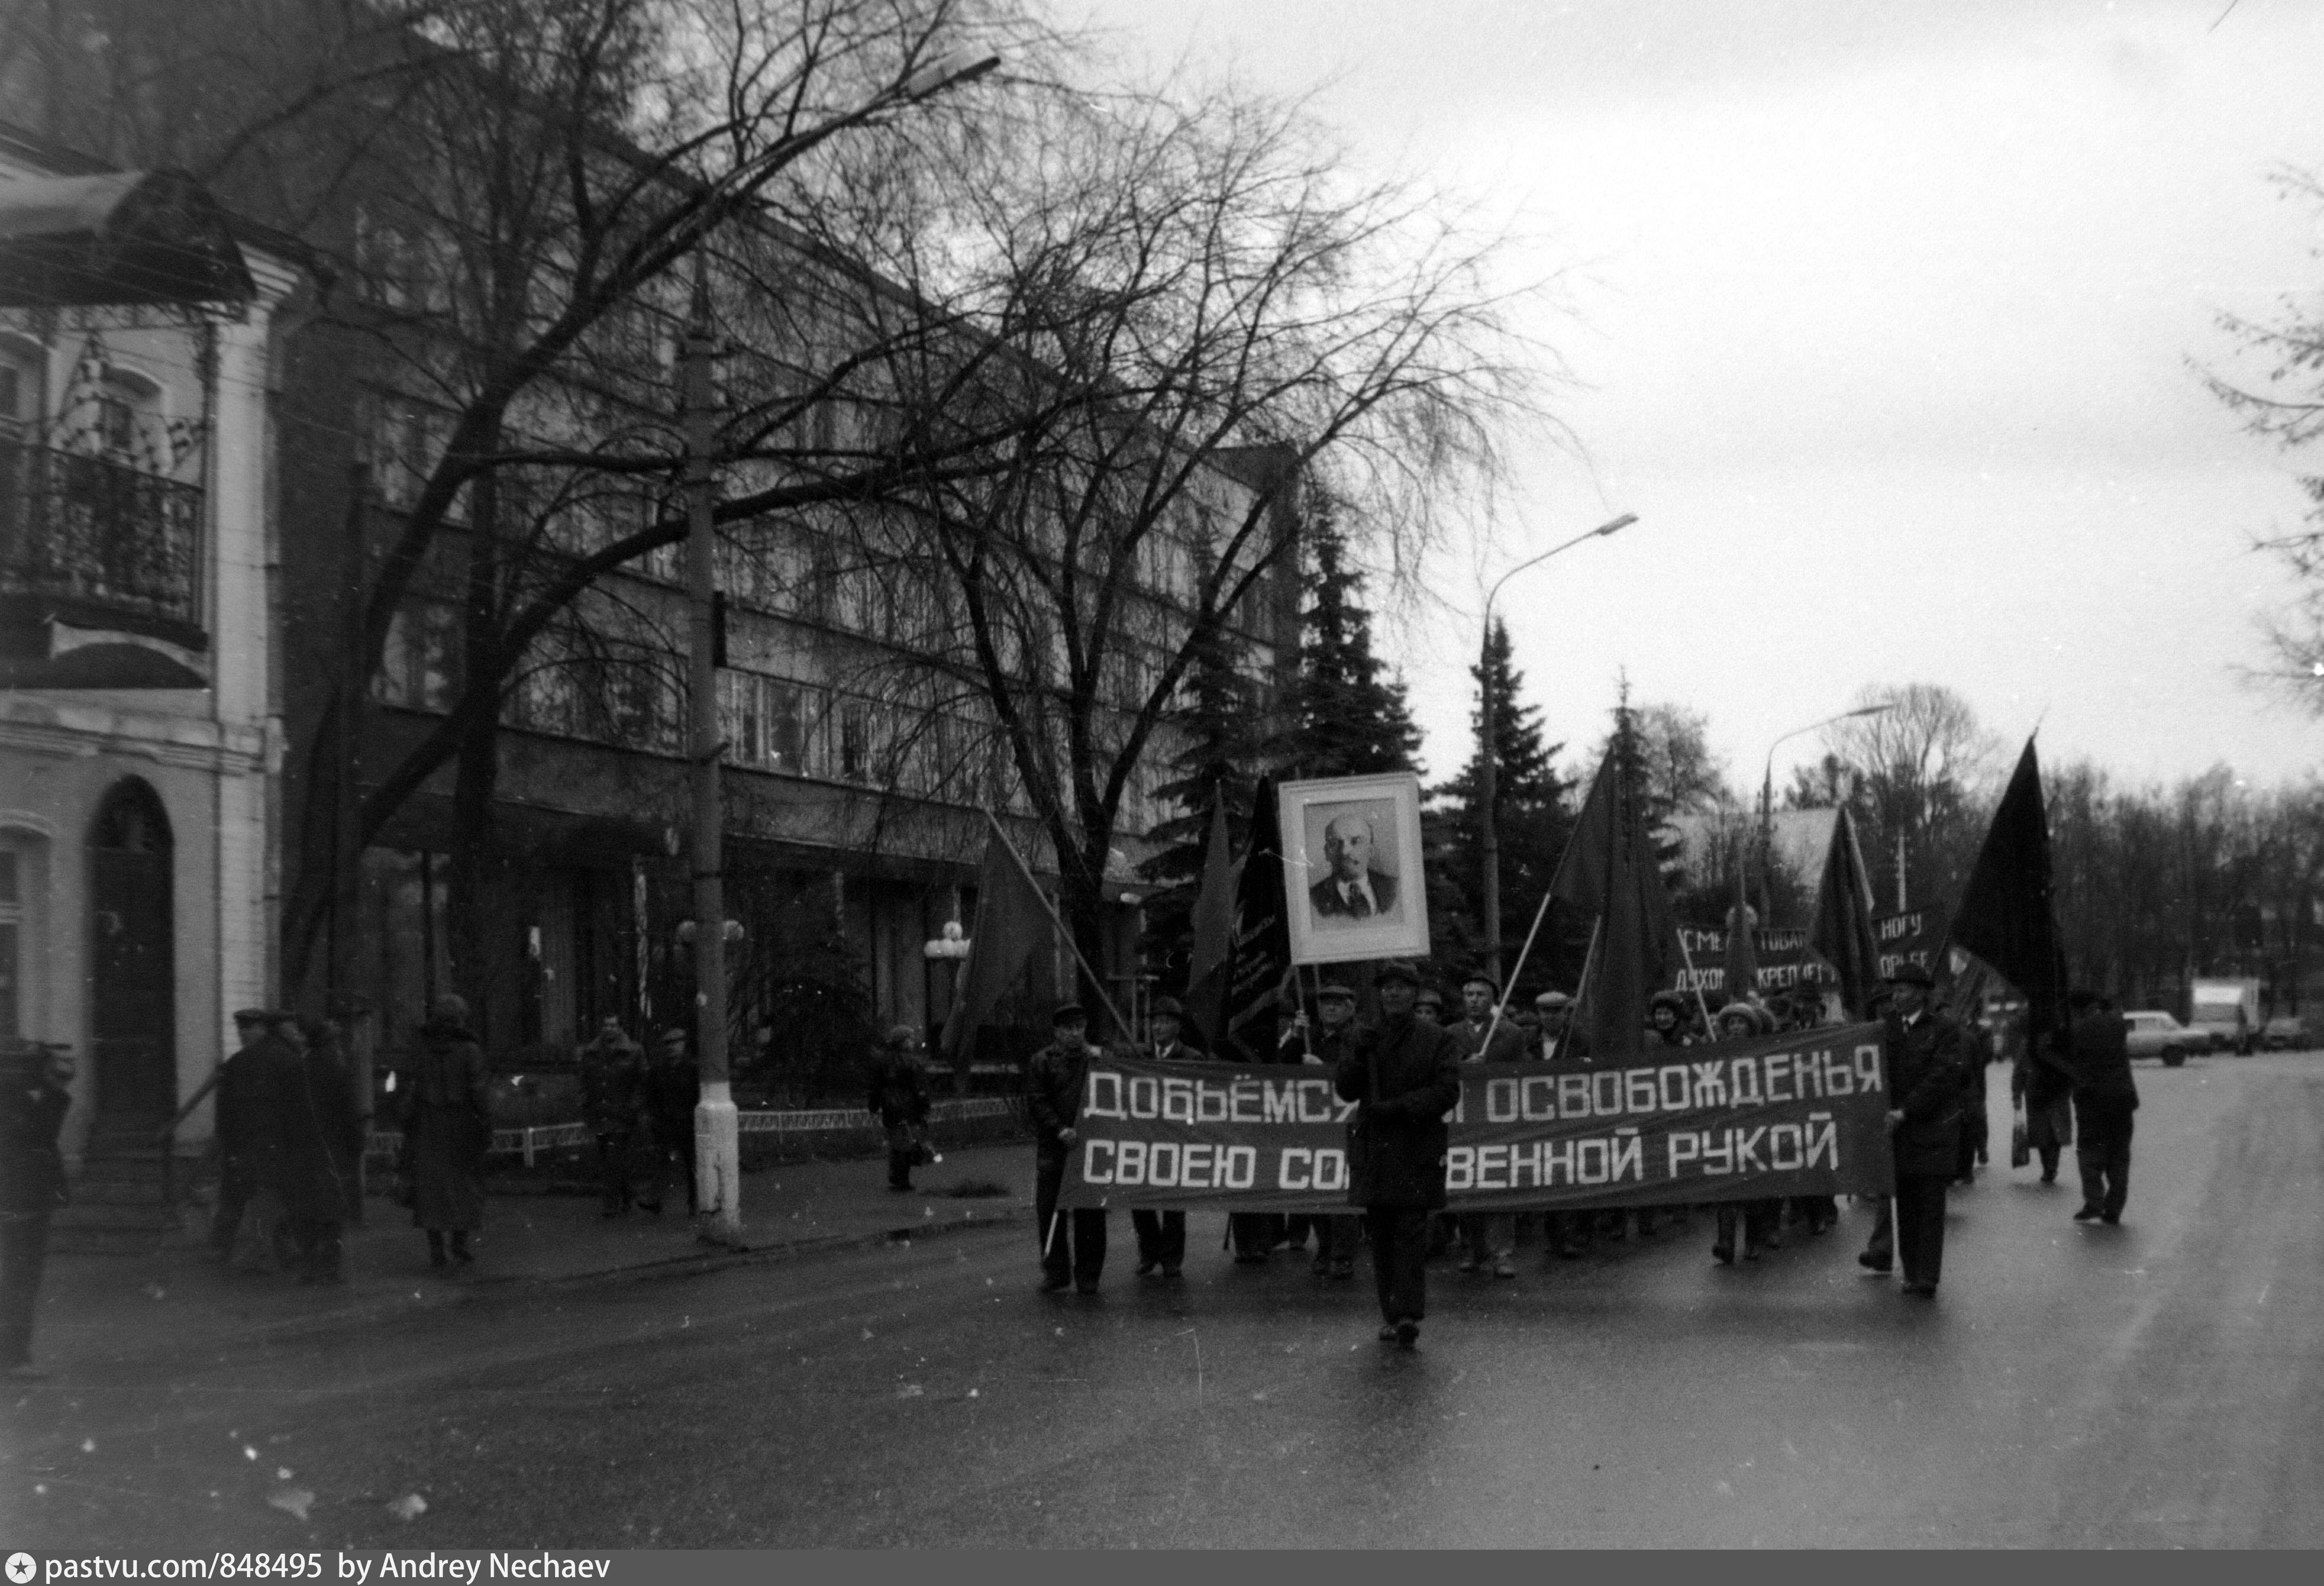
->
[[1364, 1206, 1430, 1324], [1894, 1174, 1949, 1287], [1230, 1212, 1279, 1257], [1864, 1196, 1893, 1263], [1716, 1199, 1780, 1253], [648, 1122, 697, 1213], [1131, 1209, 1185, 1272], [210, 1168, 252, 1254], [1547, 1209, 1590, 1253], [289, 1216, 343, 1281], [1313, 1213, 1360, 1268], [1035, 1156, 1106, 1285], [593, 1130, 636, 1211], [2076, 1099, 2135, 1217], [1, 1211, 52, 1367]]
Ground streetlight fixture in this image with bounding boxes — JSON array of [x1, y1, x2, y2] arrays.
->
[[1478, 512, 1638, 982], [1757, 703, 1895, 922], [680, 50, 1001, 1244]]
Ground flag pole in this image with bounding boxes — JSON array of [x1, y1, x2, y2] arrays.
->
[[1567, 917, 1605, 1035], [983, 809, 1133, 1036], [1488, 885, 1558, 1042], [1671, 927, 1718, 1033]]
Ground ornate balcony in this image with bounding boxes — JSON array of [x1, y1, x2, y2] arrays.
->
[[0, 433, 200, 630]]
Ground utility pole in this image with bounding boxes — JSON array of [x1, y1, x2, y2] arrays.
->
[[682, 259, 740, 1244]]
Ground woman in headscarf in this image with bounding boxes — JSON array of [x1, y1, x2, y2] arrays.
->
[[401, 994, 490, 1270]]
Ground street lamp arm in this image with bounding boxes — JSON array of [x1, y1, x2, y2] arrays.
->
[[1483, 513, 1638, 626]]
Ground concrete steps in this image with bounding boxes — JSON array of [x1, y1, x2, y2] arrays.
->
[[51, 1144, 201, 1256]]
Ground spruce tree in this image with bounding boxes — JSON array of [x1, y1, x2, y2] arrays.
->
[[1283, 518, 1423, 778], [1136, 620, 1259, 995]]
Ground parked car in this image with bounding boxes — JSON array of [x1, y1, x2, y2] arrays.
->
[[2261, 1015, 2309, 1052], [2123, 1011, 2204, 1067]]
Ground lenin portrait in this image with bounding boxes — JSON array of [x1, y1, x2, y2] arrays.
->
[[1306, 803, 1401, 926]]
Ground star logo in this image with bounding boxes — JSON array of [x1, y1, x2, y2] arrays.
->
[[7, 1552, 37, 1584]]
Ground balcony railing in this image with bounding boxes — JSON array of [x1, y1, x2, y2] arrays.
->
[[0, 434, 201, 627]]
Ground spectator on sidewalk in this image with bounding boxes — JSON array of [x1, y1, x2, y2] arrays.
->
[[209, 1008, 273, 1260], [867, 1025, 933, 1194], [1028, 1003, 1106, 1294], [403, 995, 489, 1270], [642, 1026, 701, 1216], [282, 1018, 364, 1286], [577, 1015, 647, 1216], [2, 1043, 73, 1378]]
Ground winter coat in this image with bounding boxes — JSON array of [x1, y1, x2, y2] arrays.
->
[[278, 1038, 364, 1222], [577, 1034, 646, 1134], [2067, 1011, 2138, 1108], [2020, 1027, 2078, 1110], [1334, 1014, 1462, 1209], [865, 1050, 931, 1129], [642, 1050, 700, 1147], [402, 1020, 489, 1231], [1886, 1009, 1970, 1178], [1, 1066, 71, 1217], [1538, 1026, 1594, 1064], [216, 1035, 295, 1189], [1025, 1038, 1096, 1165], [1450, 1016, 1531, 1064]]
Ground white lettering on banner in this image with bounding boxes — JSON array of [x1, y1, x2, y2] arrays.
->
[[1559, 1073, 1591, 1117], [1611, 1128, 1644, 1182], [1509, 1140, 1543, 1186], [1127, 1075, 1160, 1119], [1523, 1074, 1559, 1120], [1659, 1066, 1691, 1111], [1593, 1071, 1624, 1116], [1806, 1113, 1838, 1168], [1262, 1082, 1299, 1124], [1545, 1136, 1576, 1184], [1200, 1081, 1229, 1123], [1766, 1053, 1793, 1104], [1279, 1148, 1312, 1190], [1315, 1149, 1346, 1192], [1702, 1130, 1735, 1174], [1083, 1139, 1114, 1183], [1576, 1138, 1610, 1185], [1668, 1131, 1701, 1175], [1626, 1070, 1657, 1113], [1447, 1146, 1474, 1191], [1824, 1051, 1855, 1095], [1162, 1078, 1194, 1124], [1797, 1053, 1825, 1100], [1182, 1142, 1212, 1184], [1086, 1071, 1124, 1119], [1691, 1061, 1728, 1108], [1486, 1078, 1520, 1123], [1149, 1141, 1180, 1187], [1225, 1145, 1256, 1189], [1731, 1059, 1764, 1106], [1733, 1126, 1767, 1172], [1478, 1143, 1509, 1189], [1854, 1043, 1883, 1092], [1451, 1088, 1466, 1125], [1117, 1138, 1148, 1184], [1230, 1079, 1263, 1123], [1769, 1123, 1803, 1170]]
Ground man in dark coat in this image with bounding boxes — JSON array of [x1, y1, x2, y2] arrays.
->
[[209, 1008, 273, 1258], [2016, 1006, 2077, 1184], [578, 1015, 647, 1215], [1132, 999, 1200, 1276], [1450, 972, 1529, 1277], [2, 1044, 74, 1377], [403, 994, 490, 1269], [1286, 979, 1364, 1279], [2066, 989, 2138, 1224], [1880, 963, 1971, 1297], [1028, 1004, 1106, 1293], [1537, 990, 1596, 1258], [1335, 960, 1461, 1349], [866, 1025, 932, 1193], [641, 1026, 701, 1216], [282, 1018, 364, 1285]]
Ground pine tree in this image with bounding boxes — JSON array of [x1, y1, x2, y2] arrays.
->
[[1136, 620, 1260, 994], [1427, 617, 1572, 985], [1282, 518, 1423, 778]]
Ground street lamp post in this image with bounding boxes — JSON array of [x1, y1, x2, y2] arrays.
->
[[1757, 703, 1895, 925], [1478, 513, 1636, 983], [681, 48, 999, 1243]]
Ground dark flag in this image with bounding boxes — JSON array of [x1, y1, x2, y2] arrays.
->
[[1722, 868, 1760, 1009], [1550, 722, 1681, 1059], [939, 821, 1052, 1068], [1810, 805, 1883, 1018], [1945, 737, 2070, 1044], [1183, 796, 1237, 1047], [1221, 776, 1294, 1058]]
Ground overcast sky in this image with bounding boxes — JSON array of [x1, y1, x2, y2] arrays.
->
[[1074, 0, 2324, 799]]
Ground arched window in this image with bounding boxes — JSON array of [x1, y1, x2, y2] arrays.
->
[[91, 776, 172, 854]]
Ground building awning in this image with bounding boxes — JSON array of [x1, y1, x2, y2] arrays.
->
[[0, 169, 255, 308]]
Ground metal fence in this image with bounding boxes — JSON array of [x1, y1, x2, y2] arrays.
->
[[367, 1095, 1023, 1166]]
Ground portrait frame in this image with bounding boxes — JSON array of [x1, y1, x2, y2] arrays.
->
[[1279, 772, 1430, 966]]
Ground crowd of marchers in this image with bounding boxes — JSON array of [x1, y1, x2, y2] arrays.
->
[[1009, 958, 2146, 1351]]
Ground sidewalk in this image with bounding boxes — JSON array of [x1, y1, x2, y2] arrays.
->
[[27, 1142, 1036, 1372]]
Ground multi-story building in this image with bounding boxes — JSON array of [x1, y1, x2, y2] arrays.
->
[[0, 121, 302, 1166]]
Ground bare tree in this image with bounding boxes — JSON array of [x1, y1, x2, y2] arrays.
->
[[1818, 682, 2000, 911]]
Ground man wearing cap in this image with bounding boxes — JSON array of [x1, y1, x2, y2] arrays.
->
[[2065, 988, 2137, 1224], [209, 1009, 275, 1259], [1878, 962, 1971, 1296], [1335, 960, 1461, 1349], [1285, 979, 1365, 1279], [1414, 986, 1448, 1027], [640, 1025, 701, 1216], [578, 1015, 648, 1215], [866, 1025, 933, 1194], [1451, 972, 1529, 1278], [1535, 990, 1594, 1258], [1132, 999, 1201, 1276], [1028, 1004, 1108, 1293]]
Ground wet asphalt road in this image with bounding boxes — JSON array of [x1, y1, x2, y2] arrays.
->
[[7, 1054, 2324, 1548]]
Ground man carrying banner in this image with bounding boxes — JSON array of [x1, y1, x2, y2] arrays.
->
[[1289, 978, 1365, 1280], [1450, 971, 1530, 1278], [1131, 999, 1200, 1278], [1881, 962, 1971, 1296], [1535, 990, 1588, 1061], [1029, 1004, 1108, 1294], [2066, 989, 2137, 1224], [1335, 960, 1462, 1350]]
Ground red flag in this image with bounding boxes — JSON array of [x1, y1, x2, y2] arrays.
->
[[1550, 724, 1680, 1058], [1722, 868, 1759, 1009], [939, 824, 1052, 1064], [1945, 738, 2070, 1045], [1183, 797, 1237, 1046], [1223, 777, 1293, 1052], [1810, 806, 1883, 1018]]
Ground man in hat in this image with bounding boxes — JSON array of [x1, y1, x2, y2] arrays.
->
[[1450, 971, 1528, 1277], [209, 1008, 275, 1258], [1335, 960, 1461, 1350], [866, 1025, 933, 1194], [1535, 990, 1590, 1063], [639, 1025, 700, 1216], [1286, 978, 1365, 1279], [2065, 988, 2137, 1224], [578, 1014, 648, 1215], [1877, 961, 1971, 1296], [1132, 999, 1201, 1276], [1028, 1003, 1108, 1293], [1414, 985, 1448, 1027]]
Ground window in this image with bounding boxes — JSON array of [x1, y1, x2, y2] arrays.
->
[[0, 849, 20, 1042], [95, 369, 165, 472], [376, 603, 463, 711]]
